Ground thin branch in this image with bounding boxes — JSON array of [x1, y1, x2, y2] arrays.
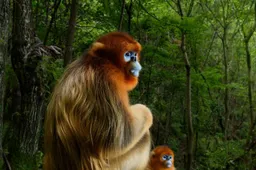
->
[[137, 0, 160, 21], [204, 2, 224, 28], [232, 0, 252, 38], [220, 0, 226, 21], [245, 1, 256, 42], [177, 0, 183, 17], [187, 0, 194, 17], [165, 0, 179, 15], [43, 0, 61, 45], [3, 153, 12, 170], [192, 67, 213, 101], [203, 31, 217, 66]]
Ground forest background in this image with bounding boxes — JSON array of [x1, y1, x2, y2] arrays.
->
[[0, 0, 256, 169]]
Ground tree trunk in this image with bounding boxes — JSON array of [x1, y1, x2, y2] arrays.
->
[[118, 0, 126, 31], [245, 40, 254, 137], [175, 1, 194, 168], [164, 96, 172, 144], [125, 1, 132, 33], [243, 1, 256, 146], [181, 32, 194, 170], [222, 26, 230, 140], [164, 111, 171, 144], [146, 58, 153, 105], [194, 87, 200, 164], [64, 0, 78, 67], [0, 0, 10, 165], [11, 0, 45, 164]]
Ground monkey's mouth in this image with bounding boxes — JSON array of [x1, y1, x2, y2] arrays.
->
[[165, 162, 172, 168], [130, 61, 142, 77]]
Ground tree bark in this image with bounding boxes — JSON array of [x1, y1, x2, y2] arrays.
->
[[0, 0, 10, 164], [11, 0, 45, 160], [63, 0, 78, 67]]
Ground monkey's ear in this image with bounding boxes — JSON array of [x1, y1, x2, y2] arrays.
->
[[150, 151, 156, 158], [136, 43, 142, 51], [90, 42, 105, 53]]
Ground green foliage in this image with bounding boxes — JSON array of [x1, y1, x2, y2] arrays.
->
[[37, 56, 64, 95], [11, 152, 38, 170], [198, 138, 247, 170], [35, 151, 44, 168]]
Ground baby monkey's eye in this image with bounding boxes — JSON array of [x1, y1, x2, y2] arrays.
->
[[162, 155, 168, 160], [162, 155, 172, 160]]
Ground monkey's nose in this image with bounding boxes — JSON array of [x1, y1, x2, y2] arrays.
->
[[131, 56, 136, 61]]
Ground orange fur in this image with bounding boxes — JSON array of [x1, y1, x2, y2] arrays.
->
[[149, 146, 176, 170], [44, 32, 152, 170]]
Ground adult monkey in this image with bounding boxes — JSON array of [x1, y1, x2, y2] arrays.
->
[[43, 32, 153, 170]]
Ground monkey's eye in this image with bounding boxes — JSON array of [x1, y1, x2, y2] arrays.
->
[[162, 155, 169, 160], [124, 51, 137, 62]]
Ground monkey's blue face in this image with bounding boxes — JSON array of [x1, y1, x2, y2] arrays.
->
[[124, 51, 137, 62], [124, 51, 142, 77], [162, 154, 173, 168]]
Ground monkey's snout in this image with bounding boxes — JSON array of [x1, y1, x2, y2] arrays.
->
[[130, 61, 142, 77], [166, 161, 172, 168], [131, 56, 136, 61]]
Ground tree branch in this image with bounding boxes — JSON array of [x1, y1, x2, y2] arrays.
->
[[165, 0, 180, 15], [177, 0, 183, 17], [43, 0, 61, 45], [203, 1, 224, 28], [187, 0, 194, 17], [245, 1, 256, 42], [137, 0, 160, 21]]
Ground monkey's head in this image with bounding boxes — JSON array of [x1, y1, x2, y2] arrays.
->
[[89, 32, 142, 87], [150, 146, 175, 169]]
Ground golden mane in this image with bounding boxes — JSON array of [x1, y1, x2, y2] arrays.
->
[[44, 57, 133, 169]]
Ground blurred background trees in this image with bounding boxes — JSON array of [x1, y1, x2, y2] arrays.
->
[[0, 0, 256, 169]]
